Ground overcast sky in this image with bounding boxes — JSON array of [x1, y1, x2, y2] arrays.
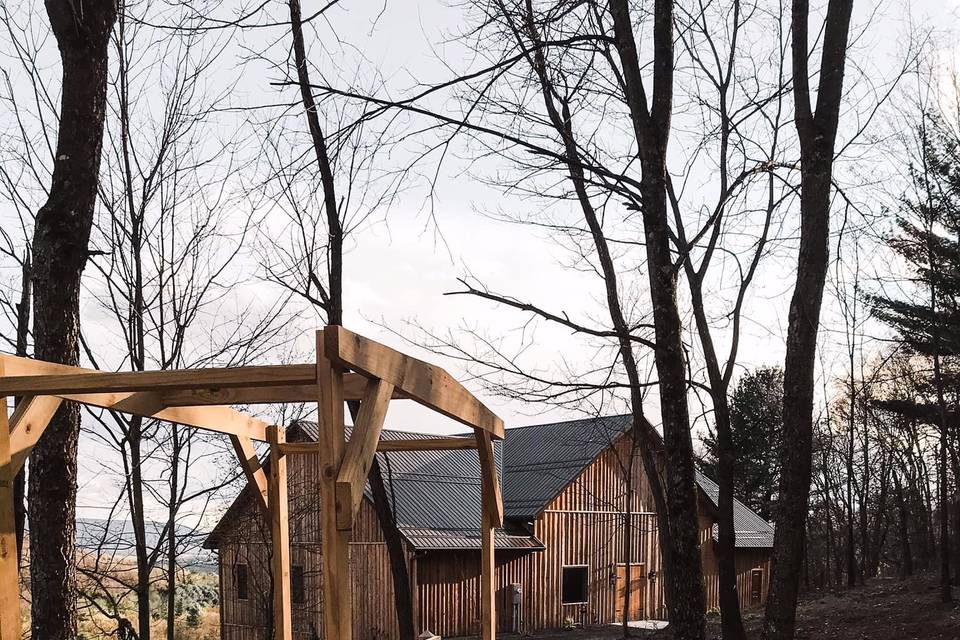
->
[[2, 0, 960, 523]]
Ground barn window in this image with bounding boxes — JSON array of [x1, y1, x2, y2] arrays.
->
[[561, 565, 589, 604], [292, 565, 306, 604], [235, 563, 249, 601]]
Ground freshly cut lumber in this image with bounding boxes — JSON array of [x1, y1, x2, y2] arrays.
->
[[156, 373, 401, 406], [267, 425, 292, 640], [475, 429, 504, 527], [325, 326, 504, 438], [0, 354, 271, 441], [278, 435, 478, 456], [0, 362, 316, 396], [377, 436, 478, 452], [0, 388, 19, 640], [231, 435, 269, 515], [9, 395, 63, 473], [335, 378, 393, 529], [317, 331, 351, 640]]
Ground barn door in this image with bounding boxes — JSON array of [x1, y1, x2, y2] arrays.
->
[[615, 564, 645, 622], [750, 569, 764, 606]]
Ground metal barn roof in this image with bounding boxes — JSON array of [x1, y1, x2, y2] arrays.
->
[[501, 414, 774, 548], [206, 415, 773, 551]]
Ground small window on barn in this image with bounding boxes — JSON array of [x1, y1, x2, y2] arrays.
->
[[235, 563, 249, 601], [292, 565, 306, 604], [561, 565, 589, 604]]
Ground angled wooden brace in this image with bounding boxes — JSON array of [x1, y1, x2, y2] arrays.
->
[[475, 428, 504, 528], [335, 377, 393, 530], [9, 395, 63, 473], [230, 435, 269, 516]]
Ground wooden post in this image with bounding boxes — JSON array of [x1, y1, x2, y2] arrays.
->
[[0, 386, 19, 640], [318, 329, 351, 640], [268, 424, 292, 640], [480, 460, 496, 640]]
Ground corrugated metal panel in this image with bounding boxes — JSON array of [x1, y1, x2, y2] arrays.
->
[[286, 422, 520, 551], [502, 415, 632, 519], [502, 415, 774, 549], [696, 472, 775, 548]]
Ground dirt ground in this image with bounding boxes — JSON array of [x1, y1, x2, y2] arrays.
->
[[487, 574, 960, 640]]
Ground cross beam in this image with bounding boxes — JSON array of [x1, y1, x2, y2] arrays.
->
[[0, 325, 503, 640]]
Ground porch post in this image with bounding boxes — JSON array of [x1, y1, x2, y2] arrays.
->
[[0, 384, 19, 640], [318, 328, 352, 640], [480, 473, 496, 640], [268, 424, 292, 640]]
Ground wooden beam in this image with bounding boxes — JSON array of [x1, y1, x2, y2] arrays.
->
[[230, 435, 269, 516], [0, 354, 272, 441], [377, 436, 477, 452], [324, 326, 504, 438], [480, 470, 496, 640], [9, 395, 62, 473], [336, 378, 393, 530], [317, 330, 352, 640], [267, 425, 292, 640], [475, 429, 504, 527], [157, 373, 404, 406], [0, 362, 316, 396], [278, 435, 477, 456]]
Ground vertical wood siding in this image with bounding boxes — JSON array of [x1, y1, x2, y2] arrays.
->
[[218, 452, 403, 640], [215, 434, 771, 639]]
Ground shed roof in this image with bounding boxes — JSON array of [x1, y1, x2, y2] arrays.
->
[[501, 414, 774, 548]]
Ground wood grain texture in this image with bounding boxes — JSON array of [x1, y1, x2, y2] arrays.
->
[[0, 362, 317, 395], [325, 326, 504, 438], [9, 394, 62, 473], [475, 429, 504, 527], [268, 425, 293, 640], [317, 331, 351, 640], [231, 435, 269, 515], [335, 378, 392, 530], [0, 392, 19, 640], [158, 373, 402, 406]]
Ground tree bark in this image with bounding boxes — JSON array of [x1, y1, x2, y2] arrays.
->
[[606, 1, 707, 637], [29, 3, 117, 639], [368, 458, 417, 640], [14, 251, 30, 565], [764, 1, 853, 638], [895, 473, 913, 578], [286, 0, 416, 633]]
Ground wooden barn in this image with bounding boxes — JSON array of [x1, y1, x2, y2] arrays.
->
[[205, 415, 774, 639]]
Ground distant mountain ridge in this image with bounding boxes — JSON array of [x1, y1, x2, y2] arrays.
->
[[30, 518, 216, 570]]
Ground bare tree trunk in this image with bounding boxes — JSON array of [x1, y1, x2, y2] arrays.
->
[[126, 416, 154, 640], [29, 3, 117, 639], [167, 425, 180, 640], [288, 0, 342, 326], [607, 1, 706, 637], [285, 0, 417, 633], [846, 392, 856, 587], [764, 1, 854, 638], [368, 458, 416, 640], [895, 473, 913, 578], [14, 251, 30, 565]]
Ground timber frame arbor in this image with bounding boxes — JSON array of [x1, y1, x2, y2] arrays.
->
[[0, 325, 505, 640]]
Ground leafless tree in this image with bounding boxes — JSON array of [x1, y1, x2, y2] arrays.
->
[[70, 2, 289, 637], [763, 2, 855, 638], [27, 2, 118, 639]]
